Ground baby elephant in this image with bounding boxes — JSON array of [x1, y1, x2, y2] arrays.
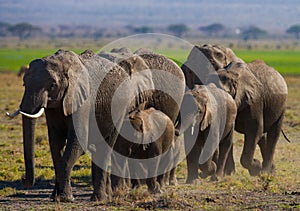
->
[[182, 83, 237, 183], [127, 107, 177, 193]]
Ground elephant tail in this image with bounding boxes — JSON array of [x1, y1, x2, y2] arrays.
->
[[281, 129, 291, 143]]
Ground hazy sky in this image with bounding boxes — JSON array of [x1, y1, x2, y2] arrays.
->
[[1, 0, 299, 30]]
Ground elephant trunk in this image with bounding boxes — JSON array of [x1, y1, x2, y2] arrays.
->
[[22, 115, 36, 188]]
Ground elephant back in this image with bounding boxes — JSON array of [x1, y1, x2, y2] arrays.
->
[[138, 53, 185, 123], [98, 47, 133, 64]]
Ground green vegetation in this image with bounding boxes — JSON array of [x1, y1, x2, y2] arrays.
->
[[0, 48, 88, 72], [0, 47, 299, 74], [235, 50, 300, 74]]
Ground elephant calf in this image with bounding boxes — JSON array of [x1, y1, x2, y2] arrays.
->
[[121, 107, 177, 193], [182, 83, 237, 183]]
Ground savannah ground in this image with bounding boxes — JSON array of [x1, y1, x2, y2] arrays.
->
[[0, 39, 299, 210]]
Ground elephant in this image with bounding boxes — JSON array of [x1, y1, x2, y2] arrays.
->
[[181, 44, 243, 89], [210, 61, 288, 176], [7, 48, 185, 202], [180, 83, 237, 183], [180, 44, 240, 178], [114, 106, 178, 193]]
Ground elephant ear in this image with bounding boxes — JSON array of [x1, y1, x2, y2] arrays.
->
[[224, 47, 244, 65], [62, 52, 90, 116], [229, 62, 261, 107], [200, 101, 212, 131]]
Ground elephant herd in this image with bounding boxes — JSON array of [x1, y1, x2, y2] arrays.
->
[[7, 44, 288, 202]]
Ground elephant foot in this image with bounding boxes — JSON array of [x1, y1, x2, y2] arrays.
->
[[224, 165, 236, 176], [90, 192, 107, 202], [186, 178, 199, 184], [59, 194, 75, 203], [186, 173, 198, 184], [199, 172, 209, 179], [210, 174, 222, 182], [262, 163, 276, 175], [148, 185, 162, 194], [147, 181, 161, 194], [248, 166, 262, 176], [50, 193, 74, 202], [49, 184, 74, 202], [225, 168, 236, 176]]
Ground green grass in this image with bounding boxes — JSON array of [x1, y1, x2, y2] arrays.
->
[[0, 48, 88, 72], [0, 48, 55, 71], [235, 50, 300, 74], [0, 46, 299, 75]]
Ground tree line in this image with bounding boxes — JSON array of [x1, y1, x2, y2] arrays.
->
[[1, 22, 300, 40]]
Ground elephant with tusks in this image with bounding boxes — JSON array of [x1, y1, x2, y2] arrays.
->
[[7, 48, 185, 202]]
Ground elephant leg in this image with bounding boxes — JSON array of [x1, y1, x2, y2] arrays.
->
[[199, 156, 217, 179], [131, 179, 141, 189], [128, 157, 146, 189], [59, 133, 83, 202], [90, 132, 117, 202], [240, 121, 263, 176], [185, 131, 202, 184], [169, 167, 178, 186], [163, 171, 170, 186], [262, 114, 284, 174], [48, 131, 66, 201], [91, 161, 110, 201], [224, 144, 235, 176], [146, 144, 161, 194], [157, 174, 165, 188], [258, 134, 267, 166], [146, 177, 161, 194], [110, 137, 130, 191], [110, 154, 128, 191], [212, 132, 233, 181]]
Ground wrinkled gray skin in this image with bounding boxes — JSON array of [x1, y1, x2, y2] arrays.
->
[[11, 49, 185, 202], [114, 107, 177, 194], [181, 44, 243, 89], [181, 44, 240, 178], [181, 84, 237, 183], [100, 48, 183, 191], [211, 61, 288, 176]]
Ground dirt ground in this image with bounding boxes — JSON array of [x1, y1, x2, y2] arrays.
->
[[0, 72, 299, 210]]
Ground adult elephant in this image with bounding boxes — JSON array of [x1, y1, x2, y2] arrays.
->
[[181, 44, 243, 89], [181, 44, 241, 177], [211, 61, 288, 176], [7, 49, 185, 202], [99, 48, 184, 193]]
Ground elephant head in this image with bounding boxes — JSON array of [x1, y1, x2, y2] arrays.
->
[[198, 44, 244, 70], [128, 107, 152, 134], [7, 49, 90, 188], [118, 55, 149, 77], [180, 85, 212, 134], [181, 44, 244, 89], [213, 62, 262, 109]]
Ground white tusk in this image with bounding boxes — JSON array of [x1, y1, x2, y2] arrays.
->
[[6, 109, 21, 119], [20, 108, 45, 119], [191, 117, 197, 135]]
